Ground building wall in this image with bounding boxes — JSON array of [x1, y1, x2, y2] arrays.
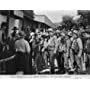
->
[[8, 17, 15, 36], [23, 17, 34, 30], [9, 18, 22, 37], [23, 18, 30, 28], [0, 10, 34, 36], [34, 15, 45, 23], [0, 14, 7, 27]]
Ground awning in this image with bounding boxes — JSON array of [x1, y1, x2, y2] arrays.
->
[[14, 10, 24, 18], [34, 15, 56, 28], [23, 10, 34, 20], [0, 10, 9, 15]]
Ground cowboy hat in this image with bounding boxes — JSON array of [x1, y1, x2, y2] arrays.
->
[[12, 26, 19, 31], [17, 31, 26, 38], [73, 30, 78, 35], [48, 28, 53, 32]]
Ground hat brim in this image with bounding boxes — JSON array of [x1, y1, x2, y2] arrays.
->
[[12, 27, 19, 30], [12, 29, 18, 31]]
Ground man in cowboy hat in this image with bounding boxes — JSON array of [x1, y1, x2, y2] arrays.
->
[[0, 22, 8, 44], [63, 31, 76, 72], [62, 32, 72, 72], [44, 28, 57, 74], [66, 31, 75, 71], [55, 30, 66, 73], [15, 31, 30, 74], [0, 22, 8, 59], [11, 26, 19, 40], [71, 30, 83, 73]]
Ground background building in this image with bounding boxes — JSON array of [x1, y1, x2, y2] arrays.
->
[[0, 10, 56, 35], [0, 10, 34, 35]]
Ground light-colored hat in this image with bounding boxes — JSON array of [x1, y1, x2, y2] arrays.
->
[[56, 30, 60, 33], [73, 30, 78, 35], [61, 32, 65, 36], [48, 28, 53, 32], [30, 32, 35, 36], [68, 31, 73, 36], [17, 31, 26, 38]]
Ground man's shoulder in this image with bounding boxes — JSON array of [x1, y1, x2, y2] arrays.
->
[[0, 30, 3, 35], [15, 39, 20, 44], [23, 39, 29, 45], [57, 37, 61, 41], [53, 35, 57, 38], [15, 38, 24, 43], [77, 37, 82, 42], [67, 39, 71, 43]]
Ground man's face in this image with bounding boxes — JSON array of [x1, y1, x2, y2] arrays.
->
[[32, 35, 35, 39], [80, 27, 83, 31], [49, 32, 53, 36], [65, 35, 69, 40], [73, 33, 77, 39], [3, 26, 7, 30], [73, 26, 76, 29], [57, 33, 60, 37], [86, 26, 90, 29]]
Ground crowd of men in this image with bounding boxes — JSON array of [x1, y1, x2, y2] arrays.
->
[[0, 22, 90, 75]]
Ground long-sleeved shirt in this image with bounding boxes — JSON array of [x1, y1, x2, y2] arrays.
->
[[77, 38, 83, 56], [66, 39, 71, 57], [0, 30, 4, 44], [47, 36, 57, 52], [56, 36, 67, 53], [15, 38, 30, 54], [72, 37, 83, 56]]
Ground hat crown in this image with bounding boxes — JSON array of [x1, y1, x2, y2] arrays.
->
[[48, 28, 53, 32], [73, 30, 78, 34], [30, 32, 34, 36], [18, 31, 25, 37]]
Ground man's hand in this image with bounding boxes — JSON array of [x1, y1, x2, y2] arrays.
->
[[78, 54, 81, 58], [54, 50, 56, 54], [42, 48, 45, 52]]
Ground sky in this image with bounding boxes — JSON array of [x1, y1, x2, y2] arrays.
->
[[34, 10, 77, 23]]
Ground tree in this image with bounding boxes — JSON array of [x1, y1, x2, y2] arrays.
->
[[78, 10, 90, 26], [62, 15, 73, 22], [61, 15, 73, 30]]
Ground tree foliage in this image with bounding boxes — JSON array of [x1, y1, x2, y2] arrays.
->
[[61, 15, 73, 30], [78, 10, 90, 26]]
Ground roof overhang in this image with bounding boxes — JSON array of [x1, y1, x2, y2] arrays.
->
[[34, 15, 56, 28]]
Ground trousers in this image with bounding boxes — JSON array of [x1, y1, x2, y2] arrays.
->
[[15, 52, 30, 74], [48, 50, 55, 74], [56, 52, 64, 71]]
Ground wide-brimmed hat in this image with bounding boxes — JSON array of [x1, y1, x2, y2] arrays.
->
[[30, 32, 35, 36], [48, 28, 53, 32], [67, 31, 73, 36], [73, 30, 78, 35], [17, 31, 26, 38], [61, 32, 65, 36], [56, 30, 60, 33], [1, 22, 8, 28], [12, 26, 19, 31]]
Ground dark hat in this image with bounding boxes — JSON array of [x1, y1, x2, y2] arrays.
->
[[17, 31, 26, 38], [67, 31, 73, 36], [12, 26, 19, 31], [1, 22, 8, 28]]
